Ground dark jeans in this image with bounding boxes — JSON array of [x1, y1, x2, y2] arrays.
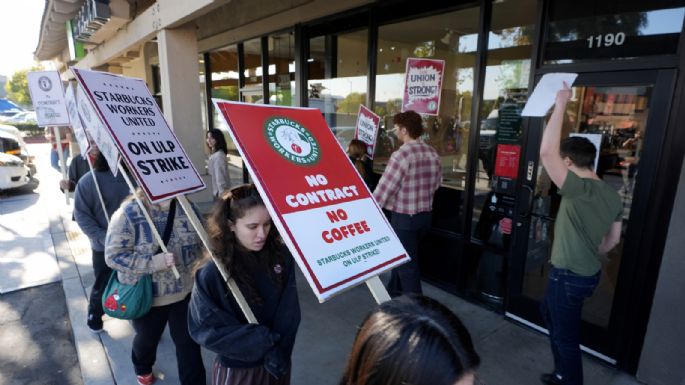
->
[[131, 295, 205, 385], [88, 250, 112, 321], [386, 211, 432, 297], [541, 267, 600, 385]]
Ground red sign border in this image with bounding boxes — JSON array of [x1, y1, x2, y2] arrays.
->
[[216, 101, 407, 297], [401, 58, 446, 116]]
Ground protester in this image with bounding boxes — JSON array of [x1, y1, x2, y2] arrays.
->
[[45, 126, 70, 171], [207, 128, 231, 199], [373, 111, 442, 296], [59, 152, 90, 194], [188, 184, 300, 385], [73, 148, 130, 333], [538, 83, 622, 385], [105, 191, 205, 385], [339, 295, 481, 385], [347, 139, 375, 190]]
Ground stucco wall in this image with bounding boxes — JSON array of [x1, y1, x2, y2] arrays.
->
[[637, 155, 685, 385]]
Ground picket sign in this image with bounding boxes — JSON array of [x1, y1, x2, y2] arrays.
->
[[214, 101, 406, 304], [117, 162, 180, 279], [176, 195, 258, 323], [71, 68, 255, 321]]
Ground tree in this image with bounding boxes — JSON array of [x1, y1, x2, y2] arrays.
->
[[5, 65, 43, 107], [337, 92, 366, 114]]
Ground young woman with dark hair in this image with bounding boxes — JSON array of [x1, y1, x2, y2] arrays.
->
[[188, 184, 301, 385], [206, 128, 231, 199], [347, 139, 375, 190], [340, 295, 481, 385]]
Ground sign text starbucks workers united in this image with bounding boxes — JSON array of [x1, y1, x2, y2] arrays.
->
[[72, 68, 205, 202], [214, 101, 409, 301]]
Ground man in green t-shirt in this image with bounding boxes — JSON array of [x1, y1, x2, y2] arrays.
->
[[538, 83, 622, 385]]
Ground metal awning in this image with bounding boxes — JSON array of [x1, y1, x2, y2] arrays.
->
[[34, 0, 84, 61]]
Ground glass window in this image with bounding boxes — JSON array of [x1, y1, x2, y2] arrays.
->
[[545, 0, 685, 64], [308, 29, 368, 149], [268, 32, 296, 106], [374, 8, 479, 233], [207, 44, 244, 183], [471, 0, 535, 242], [242, 38, 264, 103]]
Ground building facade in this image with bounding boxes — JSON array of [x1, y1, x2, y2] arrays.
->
[[35, 1, 685, 383]]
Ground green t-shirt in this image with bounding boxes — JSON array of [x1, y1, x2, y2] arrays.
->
[[551, 170, 622, 276]]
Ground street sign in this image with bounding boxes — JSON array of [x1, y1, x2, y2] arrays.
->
[[214, 101, 409, 302]]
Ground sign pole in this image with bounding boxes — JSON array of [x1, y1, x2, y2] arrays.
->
[[176, 195, 258, 324], [85, 155, 110, 224], [53, 127, 69, 204], [117, 162, 181, 279], [365, 276, 391, 304]]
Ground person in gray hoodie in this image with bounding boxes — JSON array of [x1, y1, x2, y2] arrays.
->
[[73, 147, 130, 333]]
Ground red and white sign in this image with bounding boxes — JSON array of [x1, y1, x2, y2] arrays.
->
[[354, 105, 380, 159], [27, 71, 70, 127], [494, 144, 521, 179], [72, 68, 205, 202], [402, 58, 445, 116], [214, 101, 409, 301]]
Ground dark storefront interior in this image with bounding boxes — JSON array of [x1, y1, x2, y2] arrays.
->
[[198, 0, 685, 373]]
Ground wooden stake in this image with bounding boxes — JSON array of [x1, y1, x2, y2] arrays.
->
[[365, 276, 391, 304]]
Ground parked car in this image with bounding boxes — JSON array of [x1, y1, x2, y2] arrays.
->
[[0, 152, 31, 191], [2, 111, 37, 124], [0, 127, 35, 176]]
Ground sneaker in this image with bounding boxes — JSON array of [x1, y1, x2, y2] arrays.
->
[[86, 314, 104, 334], [136, 373, 155, 385], [540, 373, 562, 385]]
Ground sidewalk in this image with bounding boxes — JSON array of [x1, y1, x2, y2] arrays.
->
[[50, 201, 643, 385]]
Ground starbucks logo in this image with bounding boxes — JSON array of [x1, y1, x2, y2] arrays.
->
[[264, 117, 320, 165], [38, 76, 52, 92], [427, 100, 437, 111]]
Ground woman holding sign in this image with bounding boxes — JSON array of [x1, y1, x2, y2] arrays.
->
[[207, 128, 231, 199], [188, 184, 301, 385], [105, 191, 206, 385]]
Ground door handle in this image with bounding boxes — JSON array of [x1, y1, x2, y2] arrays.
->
[[519, 184, 534, 219]]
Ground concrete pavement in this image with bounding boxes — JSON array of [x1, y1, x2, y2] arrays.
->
[[2, 143, 644, 385]]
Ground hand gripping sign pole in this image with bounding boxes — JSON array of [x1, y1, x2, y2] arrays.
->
[[72, 68, 257, 323]]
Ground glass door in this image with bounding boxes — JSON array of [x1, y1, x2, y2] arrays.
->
[[506, 70, 675, 363]]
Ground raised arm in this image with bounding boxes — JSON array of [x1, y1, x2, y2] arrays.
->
[[540, 82, 572, 188]]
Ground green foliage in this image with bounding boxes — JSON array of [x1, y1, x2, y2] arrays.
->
[[5, 65, 43, 107], [337, 92, 366, 114], [11, 123, 41, 136]]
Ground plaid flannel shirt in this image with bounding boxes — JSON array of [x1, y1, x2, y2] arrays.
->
[[373, 141, 442, 215]]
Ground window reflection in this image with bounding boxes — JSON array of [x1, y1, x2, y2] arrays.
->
[[242, 38, 264, 103], [374, 8, 479, 233], [308, 30, 368, 150], [268, 32, 296, 106]]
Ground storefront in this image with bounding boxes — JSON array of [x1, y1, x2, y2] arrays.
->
[[36, 0, 685, 381]]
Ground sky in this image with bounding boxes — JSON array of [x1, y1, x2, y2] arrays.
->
[[0, 0, 49, 78]]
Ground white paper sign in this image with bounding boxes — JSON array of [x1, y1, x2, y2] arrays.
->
[[570, 133, 602, 172], [72, 68, 205, 203], [27, 71, 70, 126], [77, 85, 120, 175], [65, 83, 91, 155], [521, 73, 578, 117]]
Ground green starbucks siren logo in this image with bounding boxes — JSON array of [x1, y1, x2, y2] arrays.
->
[[264, 117, 320, 165]]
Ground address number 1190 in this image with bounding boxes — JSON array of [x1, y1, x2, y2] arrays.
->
[[587, 32, 626, 48]]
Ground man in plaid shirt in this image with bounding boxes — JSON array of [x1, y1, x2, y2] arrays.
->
[[374, 110, 442, 296]]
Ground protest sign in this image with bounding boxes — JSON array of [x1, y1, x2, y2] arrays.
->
[[72, 68, 205, 203], [76, 84, 120, 176], [64, 83, 90, 155], [354, 105, 380, 159], [27, 71, 70, 127], [521, 73, 578, 117], [402, 58, 445, 116], [214, 101, 408, 301]]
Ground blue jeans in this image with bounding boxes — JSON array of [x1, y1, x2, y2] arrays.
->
[[50, 146, 70, 171], [541, 267, 600, 385], [386, 211, 432, 297]]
